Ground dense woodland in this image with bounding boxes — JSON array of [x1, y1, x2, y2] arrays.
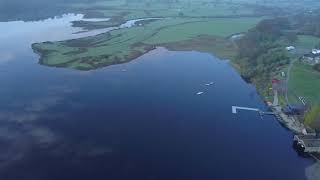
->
[[294, 11, 320, 37], [235, 17, 291, 92], [314, 64, 320, 72], [235, 9, 320, 91], [233, 12, 320, 127]]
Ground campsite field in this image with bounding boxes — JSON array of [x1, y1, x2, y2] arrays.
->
[[288, 61, 320, 105], [286, 35, 320, 105], [287, 61, 320, 127]]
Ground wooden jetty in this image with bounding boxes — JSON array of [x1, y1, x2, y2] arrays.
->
[[232, 106, 275, 116], [232, 107, 320, 153]]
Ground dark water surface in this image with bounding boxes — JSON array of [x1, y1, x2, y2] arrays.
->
[[0, 15, 313, 180]]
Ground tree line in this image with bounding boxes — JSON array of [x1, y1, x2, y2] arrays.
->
[[234, 17, 291, 93]]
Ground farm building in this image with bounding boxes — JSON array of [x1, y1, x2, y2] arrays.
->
[[301, 52, 320, 65], [272, 78, 281, 84], [312, 49, 320, 54]]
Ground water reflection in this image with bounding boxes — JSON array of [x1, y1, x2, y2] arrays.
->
[[0, 14, 314, 180]]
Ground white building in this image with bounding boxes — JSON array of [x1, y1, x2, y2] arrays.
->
[[286, 46, 295, 51], [302, 53, 320, 65], [312, 49, 320, 54]]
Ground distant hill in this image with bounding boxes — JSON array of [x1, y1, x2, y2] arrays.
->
[[0, 0, 100, 21]]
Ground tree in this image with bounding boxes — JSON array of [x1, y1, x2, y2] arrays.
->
[[304, 105, 320, 125], [284, 32, 298, 43], [314, 63, 320, 72]]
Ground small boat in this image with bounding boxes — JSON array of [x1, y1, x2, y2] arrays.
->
[[205, 82, 214, 86], [196, 92, 204, 95], [121, 69, 127, 72]]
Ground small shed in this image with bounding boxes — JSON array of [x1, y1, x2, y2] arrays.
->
[[312, 49, 320, 55], [282, 104, 306, 115], [302, 53, 320, 65], [272, 78, 280, 84]]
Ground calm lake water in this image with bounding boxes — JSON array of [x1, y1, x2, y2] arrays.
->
[[0, 14, 314, 180]]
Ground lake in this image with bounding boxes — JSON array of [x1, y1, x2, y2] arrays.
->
[[0, 14, 314, 180]]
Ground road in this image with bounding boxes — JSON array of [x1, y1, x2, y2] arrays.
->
[[273, 90, 278, 106], [285, 59, 297, 104]]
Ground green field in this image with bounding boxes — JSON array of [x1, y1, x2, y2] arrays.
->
[[145, 18, 261, 44], [33, 16, 262, 70], [79, 0, 256, 18], [295, 35, 320, 50], [289, 61, 320, 105], [70, 0, 259, 30], [288, 61, 320, 128]]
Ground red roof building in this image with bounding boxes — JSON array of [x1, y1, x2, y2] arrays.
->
[[272, 78, 280, 84]]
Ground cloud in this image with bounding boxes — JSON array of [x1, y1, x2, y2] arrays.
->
[[27, 126, 58, 144], [0, 125, 59, 168], [0, 111, 39, 123], [0, 84, 113, 170], [0, 96, 63, 123], [25, 96, 63, 113], [0, 52, 15, 63], [0, 85, 75, 168]]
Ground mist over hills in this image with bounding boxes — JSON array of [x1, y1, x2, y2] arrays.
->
[[0, 0, 100, 21], [1, 0, 319, 21]]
